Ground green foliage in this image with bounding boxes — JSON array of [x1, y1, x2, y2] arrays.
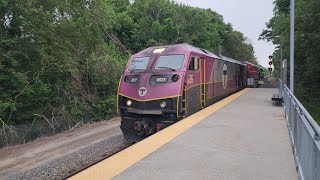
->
[[113, 0, 257, 63], [0, 0, 127, 125], [260, 0, 320, 123], [0, 0, 257, 129]]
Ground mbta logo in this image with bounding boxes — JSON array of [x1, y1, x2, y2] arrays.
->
[[222, 64, 228, 89], [138, 87, 147, 97]]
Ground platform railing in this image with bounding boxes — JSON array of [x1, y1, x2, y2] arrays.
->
[[278, 80, 320, 180]]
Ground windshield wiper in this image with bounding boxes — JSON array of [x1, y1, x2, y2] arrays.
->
[[157, 67, 176, 71], [130, 69, 144, 73]]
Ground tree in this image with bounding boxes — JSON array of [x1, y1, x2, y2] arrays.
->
[[260, 0, 320, 123], [0, 0, 127, 127]]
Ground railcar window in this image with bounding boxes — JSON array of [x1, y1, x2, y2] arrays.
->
[[155, 55, 185, 70], [223, 70, 227, 75], [128, 57, 150, 71], [189, 57, 199, 71]]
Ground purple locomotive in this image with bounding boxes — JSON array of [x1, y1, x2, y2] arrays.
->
[[245, 61, 265, 87], [117, 44, 250, 142]]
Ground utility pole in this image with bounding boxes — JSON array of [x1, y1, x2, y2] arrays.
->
[[280, 44, 283, 81], [290, 0, 295, 93]]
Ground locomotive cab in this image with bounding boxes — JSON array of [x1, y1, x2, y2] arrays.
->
[[118, 46, 187, 142]]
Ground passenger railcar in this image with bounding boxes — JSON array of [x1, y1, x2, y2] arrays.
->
[[245, 61, 264, 87], [117, 44, 246, 142]]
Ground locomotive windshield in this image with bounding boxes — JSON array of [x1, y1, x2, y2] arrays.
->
[[155, 55, 185, 70], [128, 57, 150, 71]]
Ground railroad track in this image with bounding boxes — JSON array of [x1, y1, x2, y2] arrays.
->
[[63, 143, 132, 180]]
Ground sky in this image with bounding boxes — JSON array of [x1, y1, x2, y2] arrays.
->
[[174, 0, 275, 67]]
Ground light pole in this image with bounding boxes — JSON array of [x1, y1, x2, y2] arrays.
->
[[280, 43, 283, 81], [290, 0, 295, 93]]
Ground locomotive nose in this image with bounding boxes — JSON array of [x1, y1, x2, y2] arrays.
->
[[119, 72, 184, 112], [123, 72, 183, 100]]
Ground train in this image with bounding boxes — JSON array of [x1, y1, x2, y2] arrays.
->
[[245, 61, 265, 87], [117, 44, 264, 142]]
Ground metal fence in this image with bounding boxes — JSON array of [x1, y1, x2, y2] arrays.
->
[[279, 80, 320, 180]]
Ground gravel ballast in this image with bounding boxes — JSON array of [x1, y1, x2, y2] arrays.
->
[[0, 117, 131, 180]]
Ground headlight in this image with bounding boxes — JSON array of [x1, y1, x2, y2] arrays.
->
[[124, 76, 129, 82], [160, 101, 166, 108], [126, 100, 132, 106], [172, 74, 180, 82]]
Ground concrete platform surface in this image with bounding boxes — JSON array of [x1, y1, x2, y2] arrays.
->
[[114, 89, 297, 180]]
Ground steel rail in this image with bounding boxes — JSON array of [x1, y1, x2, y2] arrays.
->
[[63, 145, 131, 180]]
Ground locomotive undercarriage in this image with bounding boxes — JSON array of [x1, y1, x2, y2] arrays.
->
[[120, 110, 179, 142]]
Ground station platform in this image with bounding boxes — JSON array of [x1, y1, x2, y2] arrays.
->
[[71, 88, 297, 180]]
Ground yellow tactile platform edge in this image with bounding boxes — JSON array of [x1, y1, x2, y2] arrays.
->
[[70, 88, 250, 180]]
